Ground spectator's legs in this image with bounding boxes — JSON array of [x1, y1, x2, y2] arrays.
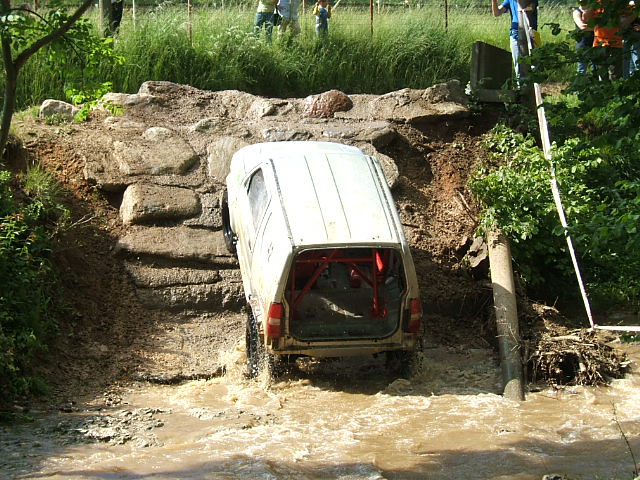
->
[[609, 46, 624, 81], [576, 36, 591, 74], [291, 19, 301, 36], [625, 40, 639, 77], [278, 18, 290, 35], [255, 12, 274, 41], [510, 35, 520, 77]]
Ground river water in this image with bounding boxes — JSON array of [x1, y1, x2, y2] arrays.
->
[[2, 342, 640, 480]]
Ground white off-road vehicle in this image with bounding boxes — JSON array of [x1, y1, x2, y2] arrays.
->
[[222, 141, 422, 377]]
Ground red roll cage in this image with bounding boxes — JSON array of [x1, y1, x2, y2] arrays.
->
[[288, 248, 392, 318]]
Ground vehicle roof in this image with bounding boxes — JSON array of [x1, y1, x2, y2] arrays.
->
[[231, 142, 404, 247]]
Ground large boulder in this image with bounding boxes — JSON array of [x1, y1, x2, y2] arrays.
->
[[114, 127, 198, 176], [120, 183, 201, 225], [206, 137, 250, 183], [101, 92, 156, 109], [115, 226, 236, 267], [320, 121, 397, 148], [357, 143, 400, 190], [337, 81, 470, 122], [39, 99, 79, 121], [302, 89, 353, 118]]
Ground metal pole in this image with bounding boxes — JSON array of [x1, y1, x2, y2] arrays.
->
[[188, 0, 193, 45], [487, 229, 525, 401], [370, 0, 373, 36], [132, 0, 137, 30]]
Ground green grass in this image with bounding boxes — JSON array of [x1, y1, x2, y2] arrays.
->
[[11, 4, 575, 109], [0, 166, 69, 403]]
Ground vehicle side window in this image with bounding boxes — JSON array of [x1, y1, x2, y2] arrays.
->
[[247, 168, 269, 231]]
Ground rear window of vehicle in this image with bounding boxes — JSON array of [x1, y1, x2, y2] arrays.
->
[[287, 247, 407, 341]]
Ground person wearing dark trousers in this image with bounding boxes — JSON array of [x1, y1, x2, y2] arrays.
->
[[255, 0, 278, 42], [573, 6, 595, 73], [111, 0, 123, 34]]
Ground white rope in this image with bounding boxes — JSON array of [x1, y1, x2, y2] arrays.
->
[[516, 11, 638, 333]]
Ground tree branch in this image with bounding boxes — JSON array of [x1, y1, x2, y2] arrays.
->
[[14, 0, 93, 71]]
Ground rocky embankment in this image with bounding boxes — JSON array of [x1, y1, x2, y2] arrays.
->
[[34, 80, 478, 386]]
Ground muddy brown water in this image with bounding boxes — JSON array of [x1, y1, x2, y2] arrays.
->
[[2, 342, 639, 480]]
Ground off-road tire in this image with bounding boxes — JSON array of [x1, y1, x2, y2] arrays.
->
[[221, 190, 237, 255], [245, 310, 263, 378], [245, 309, 285, 379], [385, 350, 414, 378]]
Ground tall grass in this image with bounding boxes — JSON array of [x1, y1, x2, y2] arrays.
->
[[15, 4, 574, 108]]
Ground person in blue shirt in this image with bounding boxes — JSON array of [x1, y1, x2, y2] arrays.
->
[[313, 0, 331, 36], [491, 0, 539, 77]]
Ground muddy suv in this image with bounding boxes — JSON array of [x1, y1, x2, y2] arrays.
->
[[222, 141, 422, 377]]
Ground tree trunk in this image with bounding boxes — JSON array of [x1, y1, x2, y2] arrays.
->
[[99, 0, 113, 36], [0, 72, 18, 160], [0, 34, 17, 160]]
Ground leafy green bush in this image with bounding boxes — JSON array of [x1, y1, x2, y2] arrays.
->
[[472, 122, 640, 308], [0, 167, 68, 402], [471, 0, 640, 310]]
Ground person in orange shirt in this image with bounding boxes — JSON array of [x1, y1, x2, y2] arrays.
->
[[583, 1, 637, 80]]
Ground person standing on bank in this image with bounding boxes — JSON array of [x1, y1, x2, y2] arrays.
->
[[573, 6, 595, 73], [255, 0, 278, 42], [582, 1, 636, 81], [491, 0, 539, 77], [313, 0, 331, 36], [278, 0, 301, 37]]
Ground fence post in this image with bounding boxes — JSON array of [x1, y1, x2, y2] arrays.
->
[[369, 0, 374, 36], [98, 0, 111, 36]]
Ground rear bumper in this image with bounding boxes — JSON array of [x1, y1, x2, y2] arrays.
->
[[267, 336, 416, 358]]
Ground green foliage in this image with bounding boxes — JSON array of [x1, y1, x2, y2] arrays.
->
[[620, 332, 640, 343], [472, 122, 640, 306], [100, 6, 471, 97], [10, 4, 572, 106], [472, 0, 640, 310], [0, 167, 68, 402], [470, 127, 567, 284], [67, 81, 124, 121], [1, 2, 123, 118]]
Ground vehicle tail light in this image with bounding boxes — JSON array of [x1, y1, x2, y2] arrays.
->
[[406, 298, 422, 333], [266, 302, 283, 338]]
